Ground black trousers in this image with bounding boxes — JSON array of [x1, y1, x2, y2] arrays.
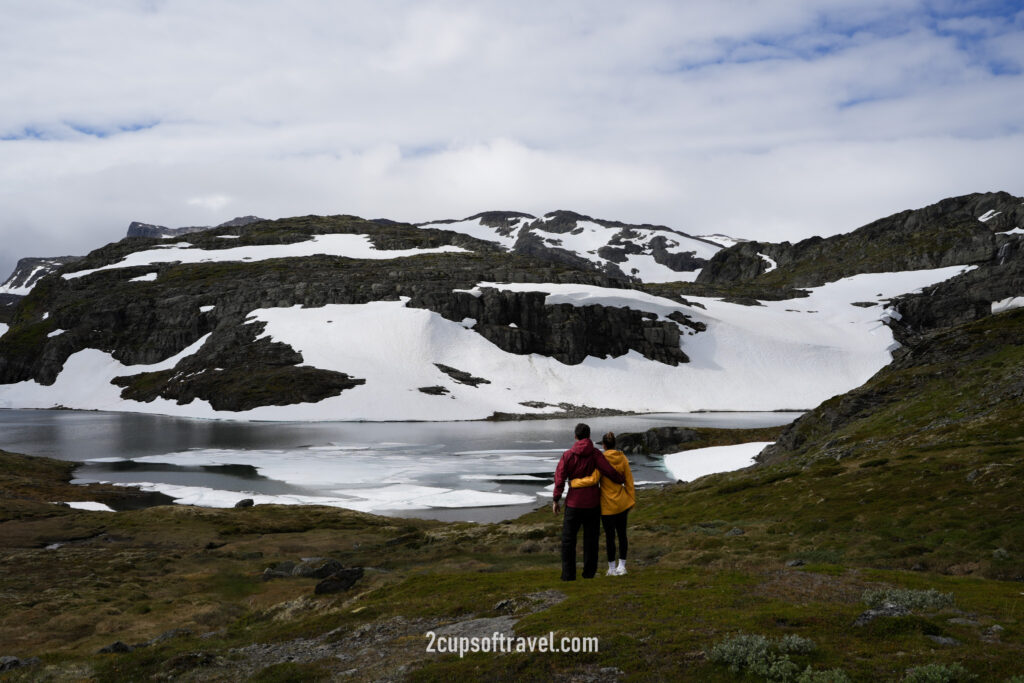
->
[[602, 510, 629, 562], [561, 505, 600, 580]]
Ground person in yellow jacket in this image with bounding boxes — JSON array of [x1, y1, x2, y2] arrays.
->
[[569, 431, 635, 576]]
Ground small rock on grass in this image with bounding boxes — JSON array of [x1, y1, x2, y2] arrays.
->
[[926, 635, 961, 647], [1, 656, 40, 672], [98, 641, 133, 654]]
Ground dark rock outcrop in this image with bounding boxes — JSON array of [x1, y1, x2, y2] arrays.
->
[[314, 567, 364, 594], [434, 363, 490, 387], [0, 294, 21, 323], [98, 641, 134, 654], [889, 234, 1024, 344], [617, 426, 700, 454]]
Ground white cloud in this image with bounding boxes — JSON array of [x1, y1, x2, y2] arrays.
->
[[0, 0, 1022, 279]]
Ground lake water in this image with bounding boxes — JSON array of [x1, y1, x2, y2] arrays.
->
[[0, 409, 800, 522]]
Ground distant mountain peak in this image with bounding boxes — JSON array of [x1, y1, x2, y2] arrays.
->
[[126, 216, 265, 239]]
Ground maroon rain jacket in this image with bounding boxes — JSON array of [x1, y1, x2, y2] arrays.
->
[[553, 438, 626, 509]]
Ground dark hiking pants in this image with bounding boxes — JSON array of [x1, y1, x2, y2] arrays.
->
[[602, 509, 629, 562], [561, 505, 600, 580]]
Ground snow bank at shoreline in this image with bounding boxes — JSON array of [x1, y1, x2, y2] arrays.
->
[[663, 442, 773, 482]]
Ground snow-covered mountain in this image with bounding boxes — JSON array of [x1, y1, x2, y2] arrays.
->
[[0, 256, 81, 297], [420, 210, 723, 282], [0, 194, 1021, 421]]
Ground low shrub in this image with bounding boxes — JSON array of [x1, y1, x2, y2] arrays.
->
[[902, 661, 976, 682], [709, 633, 850, 682], [862, 587, 954, 611]]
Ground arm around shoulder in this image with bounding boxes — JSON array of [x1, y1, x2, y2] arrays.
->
[[570, 469, 600, 489]]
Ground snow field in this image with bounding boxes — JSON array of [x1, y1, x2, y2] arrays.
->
[[62, 234, 470, 280]]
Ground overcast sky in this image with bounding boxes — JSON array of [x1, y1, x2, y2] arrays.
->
[[1, 0, 1022, 279]]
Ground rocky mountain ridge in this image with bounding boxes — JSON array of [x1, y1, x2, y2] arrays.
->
[[125, 215, 265, 239], [697, 192, 1022, 289]]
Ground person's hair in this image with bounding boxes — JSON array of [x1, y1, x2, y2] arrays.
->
[[574, 423, 590, 440], [601, 432, 616, 449]]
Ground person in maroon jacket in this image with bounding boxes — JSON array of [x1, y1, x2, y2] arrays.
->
[[552, 423, 626, 580]]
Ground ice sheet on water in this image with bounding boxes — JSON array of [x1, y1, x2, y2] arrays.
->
[[114, 481, 533, 512]]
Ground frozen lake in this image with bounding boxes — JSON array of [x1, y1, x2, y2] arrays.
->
[[0, 409, 799, 522]]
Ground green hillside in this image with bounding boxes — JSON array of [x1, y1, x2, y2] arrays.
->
[[2, 302, 1023, 683]]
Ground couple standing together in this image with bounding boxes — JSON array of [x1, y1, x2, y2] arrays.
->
[[552, 423, 635, 581]]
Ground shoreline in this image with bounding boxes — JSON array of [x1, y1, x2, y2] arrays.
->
[[1, 405, 804, 425]]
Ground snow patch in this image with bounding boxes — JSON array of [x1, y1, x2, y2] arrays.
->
[[433, 218, 521, 249], [0, 334, 213, 413], [62, 234, 470, 279], [0, 323, 8, 338], [697, 234, 745, 248], [0, 263, 58, 295], [620, 254, 701, 283], [758, 253, 778, 273], [978, 210, 1002, 223], [62, 501, 115, 512], [130, 272, 158, 282], [992, 296, 1024, 314], [200, 305, 215, 313], [997, 227, 1024, 236], [47, 329, 65, 338], [663, 442, 772, 482]]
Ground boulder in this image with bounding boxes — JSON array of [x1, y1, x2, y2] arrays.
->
[[314, 567, 364, 594], [98, 641, 133, 654], [292, 558, 343, 579]]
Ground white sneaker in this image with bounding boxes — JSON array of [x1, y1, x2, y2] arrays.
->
[[616, 562, 627, 575], [606, 563, 617, 576]]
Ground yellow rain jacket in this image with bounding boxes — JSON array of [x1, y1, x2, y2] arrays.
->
[[569, 449, 635, 515]]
